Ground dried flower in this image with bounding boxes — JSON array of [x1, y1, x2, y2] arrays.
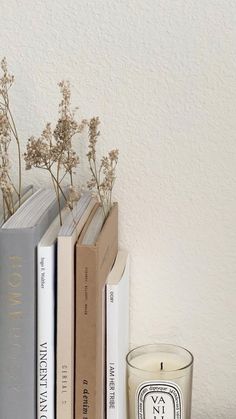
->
[[0, 58, 22, 221], [24, 80, 85, 225], [86, 117, 118, 219], [0, 60, 120, 225], [87, 116, 100, 161], [66, 185, 81, 209]]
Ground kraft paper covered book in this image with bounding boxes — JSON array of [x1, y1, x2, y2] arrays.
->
[[75, 202, 118, 419]]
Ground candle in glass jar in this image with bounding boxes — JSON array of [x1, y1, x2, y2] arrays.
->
[[126, 344, 194, 419]]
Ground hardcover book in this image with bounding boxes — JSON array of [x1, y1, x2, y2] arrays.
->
[[75, 203, 118, 419], [56, 192, 97, 419], [0, 189, 62, 419], [0, 185, 34, 227]]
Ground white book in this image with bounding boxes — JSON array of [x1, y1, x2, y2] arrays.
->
[[106, 250, 130, 419], [37, 208, 68, 419]]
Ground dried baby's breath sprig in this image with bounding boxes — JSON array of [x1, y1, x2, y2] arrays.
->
[[86, 117, 119, 219], [67, 185, 81, 210], [24, 81, 85, 225], [0, 58, 22, 221]]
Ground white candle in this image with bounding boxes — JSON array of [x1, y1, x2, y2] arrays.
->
[[126, 344, 193, 419]]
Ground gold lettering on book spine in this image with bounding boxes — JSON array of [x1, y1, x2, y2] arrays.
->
[[7, 255, 23, 392]]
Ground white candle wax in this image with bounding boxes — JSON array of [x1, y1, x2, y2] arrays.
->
[[126, 345, 193, 419]]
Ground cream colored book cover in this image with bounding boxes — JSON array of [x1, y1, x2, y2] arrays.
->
[[56, 194, 97, 419]]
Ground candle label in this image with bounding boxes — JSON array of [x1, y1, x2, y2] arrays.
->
[[136, 381, 183, 419]]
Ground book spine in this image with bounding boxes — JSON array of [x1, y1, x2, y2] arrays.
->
[[56, 238, 74, 419], [37, 245, 56, 419], [0, 229, 36, 419], [75, 204, 118, 419], [117, 259, 130, 419], [106, 284, 119, 419], [75, 246, 97, 419], [106, 254, 130, 419]]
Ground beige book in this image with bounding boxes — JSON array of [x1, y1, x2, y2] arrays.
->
[[75, 203, 118, 419], [56, 193, 97, 419]]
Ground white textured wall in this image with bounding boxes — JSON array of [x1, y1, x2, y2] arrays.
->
[[1, 1, 236, 417]]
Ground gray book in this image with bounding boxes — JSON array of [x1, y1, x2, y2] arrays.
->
[[0, 185, 34, 227], [0, 188, 62, 419]]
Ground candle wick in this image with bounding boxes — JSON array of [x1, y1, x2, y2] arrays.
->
[[160, 362, 164, 371]]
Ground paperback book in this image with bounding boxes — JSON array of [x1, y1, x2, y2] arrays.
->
[[75, 203, 118, 419], [106, 250, 130, 419]]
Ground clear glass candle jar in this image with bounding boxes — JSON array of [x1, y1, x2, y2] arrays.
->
[[126, 344, 194, 419]]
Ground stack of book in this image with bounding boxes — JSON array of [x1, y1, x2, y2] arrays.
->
[[0, 188, 129, 419]]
